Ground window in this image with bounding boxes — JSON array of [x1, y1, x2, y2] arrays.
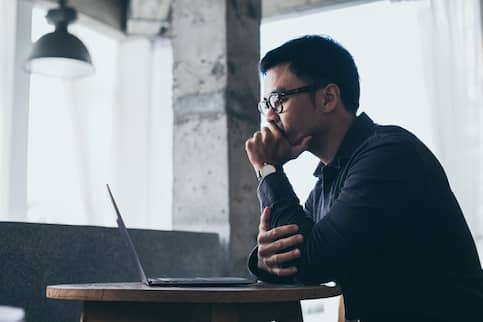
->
[[261, 0, 483, 320], [261, 0, 434, 203], [27, 7, 118, 225], [25, 7, 173, 229]]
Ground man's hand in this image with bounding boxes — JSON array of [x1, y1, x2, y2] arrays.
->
[[245, 122, 312, 169], [257, 207, 304, 276]]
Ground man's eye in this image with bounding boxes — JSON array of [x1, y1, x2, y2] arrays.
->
[[270, 95, 284, 107]]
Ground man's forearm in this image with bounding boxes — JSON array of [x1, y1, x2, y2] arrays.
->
[[257, 169, 340, 285], [257, 169, 313, 230]]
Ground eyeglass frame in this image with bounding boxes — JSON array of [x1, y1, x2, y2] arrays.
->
[[258, 82, 329, 115]]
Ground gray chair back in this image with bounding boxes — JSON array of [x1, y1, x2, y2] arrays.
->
[[0, 222, 223, 322]]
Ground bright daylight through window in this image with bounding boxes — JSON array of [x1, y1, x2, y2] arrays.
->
[[27, 7, 173, 229], [27, 7, 118, 225]]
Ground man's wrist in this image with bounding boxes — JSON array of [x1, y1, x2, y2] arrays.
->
[[256, 163, 277, 181], [252, 162, 264, 170]]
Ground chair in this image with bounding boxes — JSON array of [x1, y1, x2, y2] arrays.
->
[[0, 222, 223, 322]]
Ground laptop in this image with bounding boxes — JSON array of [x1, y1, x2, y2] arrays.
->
[[106, 184, 253, 286]]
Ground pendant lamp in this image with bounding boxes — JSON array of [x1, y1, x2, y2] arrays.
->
[[25, 0, 94, 79]]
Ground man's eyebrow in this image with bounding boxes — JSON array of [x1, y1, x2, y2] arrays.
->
[[271, 87, 287, 94]]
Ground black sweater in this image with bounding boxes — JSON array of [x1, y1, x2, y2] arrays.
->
[[248, 113, 483, 322]]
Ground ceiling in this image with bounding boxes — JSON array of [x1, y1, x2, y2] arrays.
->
[[34, 0, 370, 37]]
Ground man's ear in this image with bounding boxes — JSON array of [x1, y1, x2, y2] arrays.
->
[[316, 84, 340, 113]]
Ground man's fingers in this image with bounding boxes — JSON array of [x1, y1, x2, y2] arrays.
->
[[257, 258, 298, 277], [265, 121, 284, 138], [258, 224, 299, 244], [261, 126, 272, 139], [257, 257, 270, 271], [259, 207, 270, 232], [263, 248, 301, 267], [252, 131, 262, 141], [258, 234, 304, 257], [270, 266, 298, 277]]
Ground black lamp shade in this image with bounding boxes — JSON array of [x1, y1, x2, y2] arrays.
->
[[25, 29, 94, 79]]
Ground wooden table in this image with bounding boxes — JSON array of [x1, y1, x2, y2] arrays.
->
[[47, 282, 341, 322]]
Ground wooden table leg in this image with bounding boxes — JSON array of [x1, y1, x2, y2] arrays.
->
[[81, 301, 303, 322], [211, 302, 303, 322], [81, 302, 211, 322]]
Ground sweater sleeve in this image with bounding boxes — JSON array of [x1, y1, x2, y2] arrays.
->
[[255, 139, 419, 284], [247, 169, 317, 283]]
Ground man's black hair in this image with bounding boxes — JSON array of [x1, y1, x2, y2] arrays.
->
[[260, 35, 360, 114]]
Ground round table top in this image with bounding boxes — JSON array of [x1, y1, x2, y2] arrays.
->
[[47, 282, 341, 303]]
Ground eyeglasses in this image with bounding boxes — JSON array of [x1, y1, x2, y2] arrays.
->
[[258, 84, 326, 115]]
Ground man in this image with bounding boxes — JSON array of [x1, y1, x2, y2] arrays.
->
[[245, 35, 483, 322]]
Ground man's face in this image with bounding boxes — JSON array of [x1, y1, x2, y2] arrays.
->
[[263, 64, 320, 145]]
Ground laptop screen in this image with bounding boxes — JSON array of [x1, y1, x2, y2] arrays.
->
[[107, 184, 149, 285]]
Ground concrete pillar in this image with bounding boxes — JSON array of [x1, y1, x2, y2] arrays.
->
[[171, 0, 261, 275]]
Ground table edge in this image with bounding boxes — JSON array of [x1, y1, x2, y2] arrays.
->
[[46, 283, 342, 303]]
